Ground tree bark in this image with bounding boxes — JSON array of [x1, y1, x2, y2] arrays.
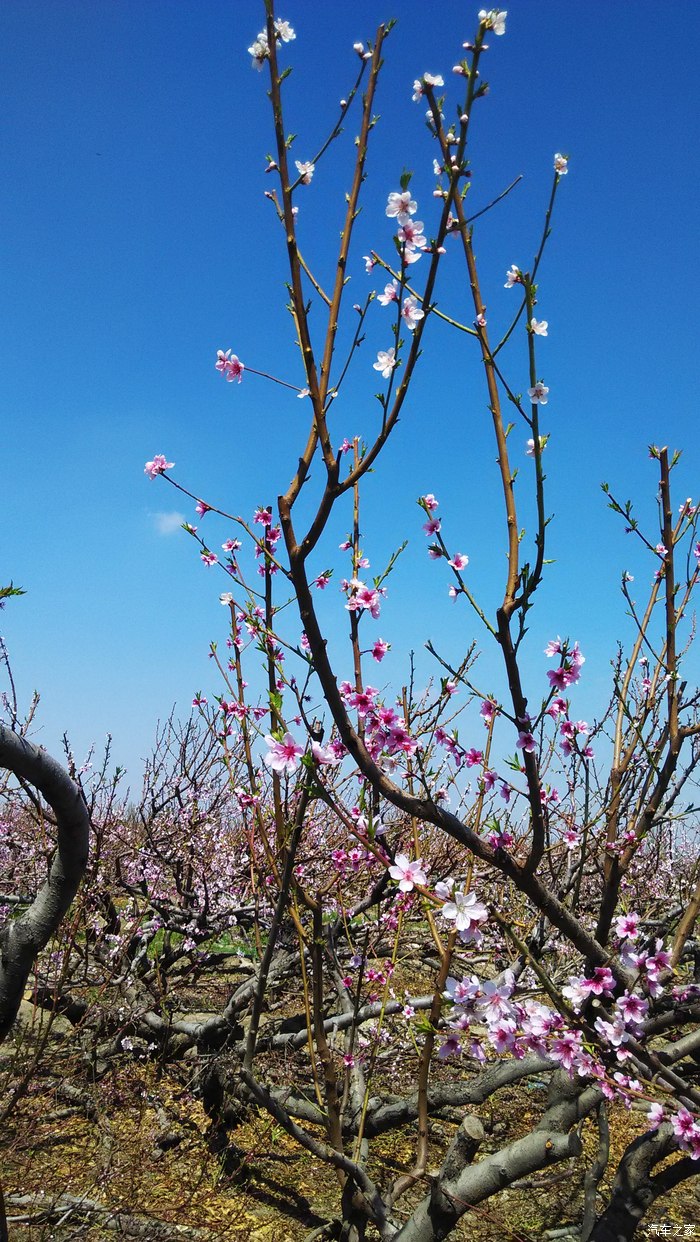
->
[[0, 726, 89, 1040]]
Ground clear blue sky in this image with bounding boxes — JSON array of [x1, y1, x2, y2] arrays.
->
[[2, 1, 699, 786]]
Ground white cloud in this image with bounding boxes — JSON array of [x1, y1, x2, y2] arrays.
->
[[152, 511, 185, 536]]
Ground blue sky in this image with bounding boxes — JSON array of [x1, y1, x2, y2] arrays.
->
[[2, 1, 699, 786]]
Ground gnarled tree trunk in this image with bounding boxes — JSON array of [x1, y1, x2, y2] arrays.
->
[[0, 725, 89, 1040]]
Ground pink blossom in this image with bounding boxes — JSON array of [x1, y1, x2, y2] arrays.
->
[[311, 741, 337, 766], [404, 246, 423, 266], [398, 218, 427, 253], [530, 317, 548, 335], [580, 967, 615, 998], [200, 551, 218, 567], [491, 1019, 517, 1054], [423, 517, 441, 535], [504, 264, 522, 288], [448, 552, 469, 570], [550, 1030, 584, 1072], [264, 732, 304, 776], [386, 190, 417, 219], [441, 889, 488, 936], [295, 159, 315, 185], [144, 455, 174, 479], [342, 684, 379, 717], [388, 852, 427, 892], [488, 827, 514, 850], [216, 349, 245, 382], [548, 666, 573, 691], [516, 731, 536, 753], [374, 347, 397, 379], [372, 638, 390, 662], [480, 699, 497, 724], [377, 280, 399, 306], [646, 944, 671, 979], [438, 1035, 462, 1059], [614, 912, 640, 941], [547, 696, 569, 718], [554, 152, 569, 176], [363, 255, 376, 273], [444, 973, 479, 1006], [401, 296, 425, 331], [421, 493, 439, 511], [478, 972, 515, 1024], [345, 580, 382, 618], [528, 381, 549, 405], [615, 992, 648, 1027], [675, 1108, 698, 1140]]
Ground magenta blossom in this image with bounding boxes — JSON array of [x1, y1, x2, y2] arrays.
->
[[516, 731, 536, 753], [144, 455, 174, 479], [614, 911, 640, 941], [371, 638, 390, 662], [580, 966, 615, 998], [216, 349, 245, 382]]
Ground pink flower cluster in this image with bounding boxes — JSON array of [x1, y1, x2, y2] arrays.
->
[[440, 966, 653, 1113], [343, 577, 384, 619], [386, 189, 427, 267], [144, 455, 174, 479], [216, 349, 245, 382], [545, 637, 585, 691], [340, 682, 418, 763]]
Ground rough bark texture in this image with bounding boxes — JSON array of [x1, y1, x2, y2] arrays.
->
[[590, 1125, 697, 1242], [394, 1127, 583, 1241], [0, 726, 89, 1040]]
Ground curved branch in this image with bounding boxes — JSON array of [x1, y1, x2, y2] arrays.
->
[[0, 726, 89, 1040]]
